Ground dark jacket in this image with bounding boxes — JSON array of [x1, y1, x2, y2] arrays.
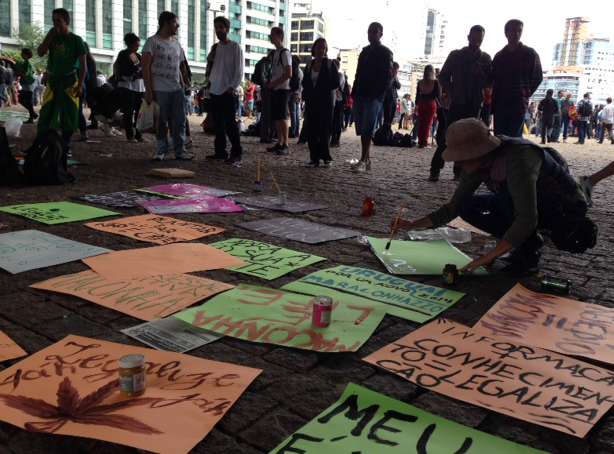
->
[[352, 43, 393, 101], [117, 49, 143, 80], [302, 58, 340, 117], [439, 46, 492, 106], [384, 77, 401, 102]]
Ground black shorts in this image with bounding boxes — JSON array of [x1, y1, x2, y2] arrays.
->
[[271, 89, 291, 121]]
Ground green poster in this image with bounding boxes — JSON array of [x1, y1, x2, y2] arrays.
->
[[175, 284, 385, 352], [209, 238, 326, 280], [367, 237, 489, 276], [270, 383, 546, 454], [281, 266, 464, 322], [0, 202, 119, 225]]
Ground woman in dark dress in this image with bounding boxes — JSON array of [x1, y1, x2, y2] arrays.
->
[[115, 33, 145, 142]]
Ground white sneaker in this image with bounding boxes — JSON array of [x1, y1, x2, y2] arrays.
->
[[100, 123, 113, 136], [153, 153, 166, 161], [350, 160, 363, 169], [111, 127, 122, 136], [352, 161, 367, 173]]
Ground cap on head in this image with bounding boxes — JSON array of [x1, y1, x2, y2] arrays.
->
[[442, 118, 501, 162]]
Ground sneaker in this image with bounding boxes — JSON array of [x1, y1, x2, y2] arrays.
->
[[127, 138, 138, 143], [153, 153, 166, 161], [350, 160, 362, 170], [224, 156, 241, 165], [277, 146, 290, 155], [175, 152, 195, 160], [305, 161, 319, 168], [185, 138, 194, 149], [323, 160, 332, 168], [365, 162, 372, 171], [563, 138, 567, 143], [111, 127, 122, 136], [100, 123, 113, 136], [428, 171, 439, 182], [352, 161, 367, 173], [206, 153, 227, 161], [267, 143, 281, 153], [579, 176, 593, 207], [501, 250, 540, 277], [136, 136, 145, 143]]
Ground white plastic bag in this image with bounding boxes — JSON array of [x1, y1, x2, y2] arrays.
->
[[136, 101, 159, 134], [4, 119, 23, 138]]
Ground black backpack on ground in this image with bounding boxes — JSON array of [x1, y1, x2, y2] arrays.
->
[[0, 127, 24, 186], [23, 131, 73, 185], [391, 131, 404, 147], [372, 123, 393, 146], [400, 133, 415, 148]]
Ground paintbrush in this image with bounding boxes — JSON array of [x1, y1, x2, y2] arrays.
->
[[386, 200, 405, 250]]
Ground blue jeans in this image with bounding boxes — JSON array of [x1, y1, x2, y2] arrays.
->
[[550, 115, 561, 142], [561, 114, 570, 139], [0, 84, 6, 105], [288, 99, 300, 136], [154, 89, 186, 155], [493, 106, 526, 137], [578, 120, 588, 143], [354, 96, 383, 138]]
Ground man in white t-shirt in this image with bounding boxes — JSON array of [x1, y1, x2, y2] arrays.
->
[[600, 97, 614, 145], [265, 26, 292, 155], [205, 16, 244, 166], [142, 11, 193, 160]]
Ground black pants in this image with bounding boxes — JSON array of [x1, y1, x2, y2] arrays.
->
[[307, 102, 333, 163], [118, 87, 143, 140], [211, 92, 242, 159], [430, 103, 481, 175], [383, 97, 396, 125], [343, 107, 352, 129], [330, 100, 343, 145], [18, 90, 36, 120]]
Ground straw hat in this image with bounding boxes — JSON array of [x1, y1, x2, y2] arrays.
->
[[442, 118, 502, 162]]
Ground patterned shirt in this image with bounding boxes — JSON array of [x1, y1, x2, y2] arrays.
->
[[142, 34, 185, 92]]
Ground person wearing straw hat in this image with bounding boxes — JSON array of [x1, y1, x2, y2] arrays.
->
[[395, 118, 588, 277]]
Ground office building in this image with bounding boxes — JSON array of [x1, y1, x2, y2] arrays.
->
[[289, 9, 324, 64]]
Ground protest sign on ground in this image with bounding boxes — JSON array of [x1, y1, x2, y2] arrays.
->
[[0, 230, 110, 274], [31, 271, 234, 320], [0, 202, 119, 225], [237, 217, 360, 244], [175, 284, 385, 352], [86, 215, 225, 245], [282, 266, 465, 323], [139, 184, 240, 198], [271, 383, 545, 453], [0, 331, 27, 362], [0, 335, 260, 454], [232, 195, 327, 213], [448, 217, 491, 237], [82, 243, 246, 280], [475, 283, 614, 366], [138, 198, 244, 214], [80, 191, 170, 208], [363, 318, 614, 437], [209, 238, 325, 280]]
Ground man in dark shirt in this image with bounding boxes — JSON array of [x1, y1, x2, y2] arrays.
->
[[383, 62, 401, 125], [492, 19, 542, 137], [537, 89, 559, 144]]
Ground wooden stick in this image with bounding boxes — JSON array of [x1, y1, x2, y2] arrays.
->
[[270, 171, 282, 193], [386, 200, 405, 250], [257, 157, 261, 182]]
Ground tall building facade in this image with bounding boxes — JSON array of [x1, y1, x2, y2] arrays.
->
[[555, 17, 590, 68], [289, 11, 324, 64], [423, 8, 445, 58], [0, 0, 289, 80]]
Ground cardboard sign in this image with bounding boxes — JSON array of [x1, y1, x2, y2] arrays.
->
[[282, 266, 465, 323], [0, 335, 260, 454], [147, 168, 195, 178], [0, 202, 119, 225], [475, 284, 614, 365], [271, 383, 545, 454], [363, 319, 614, 437], [209, 238, 326, 280], [139, 184, 240, 198], [138, 198, 244, 214], [0, 230, 111, 274], [175, 284, 385, 352], [232, 195, 327, 213], [85, 215, 225, 245], [31, 271, 234, 321], [367, 237, 488, 275], [237, 217, 360, 244], [0, 331, 27, 362], [82, 243, 246, 280], [448, 217, 491, 237], [80, 191, 170, 208]]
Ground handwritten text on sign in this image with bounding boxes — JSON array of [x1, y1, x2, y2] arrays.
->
[[0, 331, 27, 362], [237, 217, 360, 244], [31, 271, 235, 320], [86, 214, 225, 245], [475, 284, 614, 366], [176, 284, 385, 352], [0, 335, 260, 454], [271, 383, 545, 454], [363, 319, 614, 437], [0, 202, 119, 225], [210, 238, 326, 280]]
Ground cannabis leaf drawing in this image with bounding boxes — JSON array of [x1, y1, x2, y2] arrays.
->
[[0, 377, 164, 435]]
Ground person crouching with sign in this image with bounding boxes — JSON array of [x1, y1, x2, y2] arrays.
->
[[395, 118, 594, 277]]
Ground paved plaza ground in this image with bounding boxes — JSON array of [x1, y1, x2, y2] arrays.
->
[[1, 109, 614, 453]]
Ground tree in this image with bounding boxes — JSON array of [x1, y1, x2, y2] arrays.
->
[[12, 24, 46, 70]]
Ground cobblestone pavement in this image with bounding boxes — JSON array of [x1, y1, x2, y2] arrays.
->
[[1, 110, 614, 454]]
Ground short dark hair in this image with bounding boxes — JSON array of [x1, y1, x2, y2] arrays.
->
[[52, 8, 70, 23], [311, 37, 327, 57], [124, 32, 140, 46], [271, 26, 284, 40], [469, 25, 485, 35], [158, 11, 177, 30], [558, 90, 564, 95], [213, 16, 230, 30], [584, 92, 590, 98], [21, 48, 33, 59], [504, 19, 523, 32], [546, 89, 554, 96], [393, 61, 399, 69], [369, 22, 383, 33], [607, 97, 612, 103]]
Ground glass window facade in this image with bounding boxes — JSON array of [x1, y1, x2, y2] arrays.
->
[[299, 32, 312, 41], [124, 0, 132, 36], [19, 0, 31, 28], [199, 1, 207, 60], [44, 0, 54, 31], [139, 0, 147, 40], [171, 0, 178, 14], [300, 20, 313, 30], [0, 0, 9, 37], [64, 0, 74, 18], [102, 0, 113, 49], [187, 0, 195, 60], [85, 0, 96, 46]]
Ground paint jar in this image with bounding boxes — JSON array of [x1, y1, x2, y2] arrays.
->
[[254, 180, 263, 192], [312, 296, 333, 328], [277, 192, 287, 205], [362, 197, 375, 216], [119, 354, 146, 397], [535, 274, 571, 293], [442, 264, 459, 285]]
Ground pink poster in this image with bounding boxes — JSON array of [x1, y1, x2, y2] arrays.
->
[[143, 184, 240, 199]]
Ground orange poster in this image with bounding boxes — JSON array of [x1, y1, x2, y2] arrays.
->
[[31, 271, 234, 320], [448, 217, 491, 236], [475, 283, 614, 365], [82, 243, 246, 280], [85, 215, 225, 245], [363, 319, 614, 437], [0, 331, 27, 362], [0, 335, 261, 453]]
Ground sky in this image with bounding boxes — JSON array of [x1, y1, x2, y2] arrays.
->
[[311, 0, 614, 69]]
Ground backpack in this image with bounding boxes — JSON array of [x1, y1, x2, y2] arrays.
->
[[372, 123, 393, 146], [400, 133, 415, 148], [0, 126, 24, 186], [578, 100, 592, 117], [23, 131, 73, 185], [550, 213, 598, 254], [391, 131, 404, 147], [252, 53, 273, 86], [278, 49, 300, 91]]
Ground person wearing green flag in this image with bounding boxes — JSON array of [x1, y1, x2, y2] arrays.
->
[[36, 8, 87, 149], [15, 48, 38, 123]]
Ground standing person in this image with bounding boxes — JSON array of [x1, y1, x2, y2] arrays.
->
[[288, 55, 303, 139], [575, 93, 592, 145], [351, 22, 393, 173], [255, 52, 274, 143], [15, 48, 38, 123], [537, 89, 559, 144], [36, 8, 87, 150], [4, 64, 17, 106], [481, 86, 493, 127], [330, 58, 344, 147], [343, 91, 353, 130], [0, 61, 7, 107], [116, 32, 145, 143], [205, 16, 244, 166], [302, 38, 340, 168], [549, 90, 564, 142], [560, 92, 573, 142], [599, 97, 613, 144], [415, 65, 440, 149], [383, 62, 401, 125], [245, 80, 255, 119], [265, 27, 292, 156], [399, 93, 409, 130], [429, 25, 492, 181], [142, 11, 193, 161], [491, 19, 542, 137]]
